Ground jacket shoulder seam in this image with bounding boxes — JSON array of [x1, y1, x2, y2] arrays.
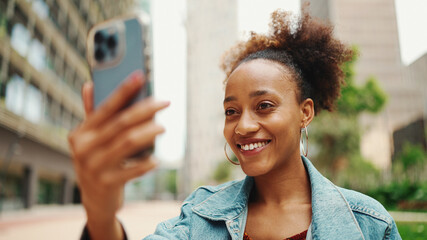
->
[[349, 204, 392, 225]]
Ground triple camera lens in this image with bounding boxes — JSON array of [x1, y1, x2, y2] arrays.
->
[[94, 30, 118, 62]]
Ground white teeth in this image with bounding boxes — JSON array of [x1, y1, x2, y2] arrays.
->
[[240, 141, 269, 151]]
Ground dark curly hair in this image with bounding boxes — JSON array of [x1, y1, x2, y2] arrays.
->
[[221, 6, 353, 114]]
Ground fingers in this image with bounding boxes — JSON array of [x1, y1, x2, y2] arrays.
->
[[84, 157, 158, 189], [84, 71, 145, 130], [88, 120, 165, 170], [70, 99, 169, 159], [115, 157, 158, 184], [82, 82, 94, 117], [95, 98, 169, 147]]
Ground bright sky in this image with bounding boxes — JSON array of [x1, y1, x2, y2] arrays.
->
[[238, 0, 300, 35], [151, 0, 427, 164], [395, 0, 427, 65], [151, 0, 187, 166]]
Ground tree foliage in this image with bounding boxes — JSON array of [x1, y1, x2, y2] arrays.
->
[[311, 47, 387, 184], [337, 48, 387, 116], [213, 159, 233, 184], [393, 142, 427, 182]]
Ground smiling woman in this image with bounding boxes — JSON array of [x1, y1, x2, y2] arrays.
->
[[72, 5, 402, 240], [217, 7, 401, 239]]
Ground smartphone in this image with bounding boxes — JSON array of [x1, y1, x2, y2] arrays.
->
[[87, 14, 152, 107], [87, 14, 153, 158]]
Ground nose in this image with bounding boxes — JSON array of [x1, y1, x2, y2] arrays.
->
[[235, 111, 259, 135]]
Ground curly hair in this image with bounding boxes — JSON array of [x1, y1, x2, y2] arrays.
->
[[221, 6, 353, 114]]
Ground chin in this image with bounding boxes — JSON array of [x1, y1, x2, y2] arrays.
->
[[240, 162, 272, 177]]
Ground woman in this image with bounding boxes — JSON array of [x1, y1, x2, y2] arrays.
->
[[69, 8, 401, 240]]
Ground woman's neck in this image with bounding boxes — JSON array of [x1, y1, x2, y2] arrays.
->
[[251, 156, 311, 206]]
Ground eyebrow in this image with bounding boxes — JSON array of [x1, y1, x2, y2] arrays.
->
[[223, 90, 270, 104], [249, 90, 269, 98], [223, 96, 237, 104]]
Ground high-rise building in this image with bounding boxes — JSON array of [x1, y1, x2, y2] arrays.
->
[[0, 0, 136, 210], [396, 53, 427, 152], [305, 0, 420, 168], [184, 0, 238, 195], [404, 53, 427, 120]]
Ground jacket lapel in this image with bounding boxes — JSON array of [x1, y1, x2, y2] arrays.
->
[[303, 156, 365, 240]]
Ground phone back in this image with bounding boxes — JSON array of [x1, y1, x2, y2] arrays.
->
[[87, 16, 151, 108]]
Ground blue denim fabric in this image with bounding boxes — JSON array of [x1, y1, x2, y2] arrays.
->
[[144, 156, 401, 240]]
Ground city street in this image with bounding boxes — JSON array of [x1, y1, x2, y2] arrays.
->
[[0, 201, 182, 240]]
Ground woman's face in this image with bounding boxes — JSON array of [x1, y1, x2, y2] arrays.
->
[[223, 59, 311, 176]]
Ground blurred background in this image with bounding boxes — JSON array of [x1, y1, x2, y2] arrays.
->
[[0, 0, 426, 239]]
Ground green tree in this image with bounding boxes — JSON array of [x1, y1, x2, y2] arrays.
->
[[311, 47, 387, 186], [393, 142, 427, 182], [166, 169, 178, 195], [213, 159, 233, 184]]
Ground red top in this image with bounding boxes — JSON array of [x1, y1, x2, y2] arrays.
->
[[243, 230, 308, 240]]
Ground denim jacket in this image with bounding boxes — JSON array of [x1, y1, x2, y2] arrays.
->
[[144, 156, 401, 240]]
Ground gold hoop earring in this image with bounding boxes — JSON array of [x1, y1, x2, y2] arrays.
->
[[300, 125, 309, 157], [224, 143, 240, 165]]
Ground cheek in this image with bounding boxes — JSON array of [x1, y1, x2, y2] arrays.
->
[[223, 121, 235, 141], [262, 111, 301, 139]]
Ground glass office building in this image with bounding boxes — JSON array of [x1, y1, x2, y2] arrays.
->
[[0, 0, 136, 210]]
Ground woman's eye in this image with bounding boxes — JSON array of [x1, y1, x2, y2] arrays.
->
[[257, 102, 274, 110], [225, 109, 237, 116]]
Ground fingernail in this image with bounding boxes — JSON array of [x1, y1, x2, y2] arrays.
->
[[155, 98, 171, 105], [161, 100, 171, 106], [130, 71, 144, 85]]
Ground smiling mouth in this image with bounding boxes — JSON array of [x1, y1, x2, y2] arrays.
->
[[237, 140, 271, 151]]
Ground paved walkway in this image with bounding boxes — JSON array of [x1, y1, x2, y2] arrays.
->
[[390, 211, 427, 223], [0, 203, 426, 240], [0, 201, 182, 240]]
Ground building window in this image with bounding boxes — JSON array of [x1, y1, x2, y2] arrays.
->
[[10, 23, 31, 57], [0, 172, 24, 211], [43, 95, 54, 125], [38, 178, 61, 204], [5, 74, 43, 123], [28, 38, 47, 71], [31, 0, 50, 19]]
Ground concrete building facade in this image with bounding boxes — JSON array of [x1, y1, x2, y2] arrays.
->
[[404, 53, 427, 121], [0, 0, 135, 210], [305, 0, 422, 168], [397, 53, 427, 152], [184, 0, 238, 195]]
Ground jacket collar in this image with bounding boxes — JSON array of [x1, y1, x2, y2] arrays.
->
[[192, 156, 364, 239], [192, 176, 253, 221]]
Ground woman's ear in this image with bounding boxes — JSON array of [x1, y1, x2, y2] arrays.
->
[[300, 98, 314, 127]]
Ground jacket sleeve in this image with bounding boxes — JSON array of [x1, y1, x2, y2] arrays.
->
[[384, 219, 402, 240], [142, 202, 193, 240]]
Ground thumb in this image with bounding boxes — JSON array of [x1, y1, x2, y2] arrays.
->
[[82, 82, 94, 117]]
